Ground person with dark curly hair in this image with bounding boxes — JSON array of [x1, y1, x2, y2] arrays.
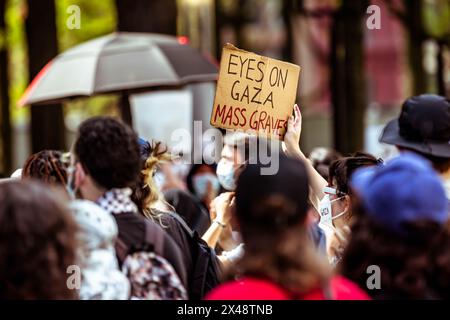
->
[[70, 116, 188, 294], [22, 150, 70, 187], [0, 181, 78, 299], [341, 152, 450, 299]]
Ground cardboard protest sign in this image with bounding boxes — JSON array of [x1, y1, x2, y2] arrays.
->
[[210, 43, 300, 139]]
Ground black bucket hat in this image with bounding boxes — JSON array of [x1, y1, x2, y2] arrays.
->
[[379, 94, 450, 158]]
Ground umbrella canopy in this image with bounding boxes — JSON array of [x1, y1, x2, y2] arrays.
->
[[19, 32, 218, 106]]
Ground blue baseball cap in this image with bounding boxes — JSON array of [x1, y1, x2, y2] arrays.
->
[[350, 152, 449, 233], [137, 137, 148, 147], [137, 137, 150, 160]]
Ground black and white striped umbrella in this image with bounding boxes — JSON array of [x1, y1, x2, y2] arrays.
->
[[19, 32, 218, 106]]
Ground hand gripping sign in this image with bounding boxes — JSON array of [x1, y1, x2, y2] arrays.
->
[[210, 44, 300, 140]]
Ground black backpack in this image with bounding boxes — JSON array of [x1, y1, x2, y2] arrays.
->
[[115, 220, 188, 300], [168, 212, 222, 300]]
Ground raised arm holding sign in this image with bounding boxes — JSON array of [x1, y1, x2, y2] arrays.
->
[[210, 44, 300, 140]]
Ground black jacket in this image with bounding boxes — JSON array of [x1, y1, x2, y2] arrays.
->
[[164, 188, 211, 235], [113, 211, 188, 288]]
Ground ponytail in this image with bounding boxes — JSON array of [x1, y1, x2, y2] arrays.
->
[[132, 141, 173, 224]]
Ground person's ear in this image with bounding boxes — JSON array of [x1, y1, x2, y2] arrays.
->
[[74, 162, 86, 188]]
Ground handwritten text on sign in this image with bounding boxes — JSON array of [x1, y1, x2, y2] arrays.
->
[[210, 44, 300, 139]]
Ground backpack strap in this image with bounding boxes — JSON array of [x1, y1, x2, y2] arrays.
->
[[115, 220, 166, 266], [167, 211, 195, 238], [115, 237, 130, 265], [144, 220, 165, 254]]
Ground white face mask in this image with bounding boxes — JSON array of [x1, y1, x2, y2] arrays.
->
[[216, 160, 237, 191], [318, 192, 347, 230], [192, 173, 220, 199]]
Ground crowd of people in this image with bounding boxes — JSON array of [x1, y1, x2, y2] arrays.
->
[[2, 93, 450, 300]]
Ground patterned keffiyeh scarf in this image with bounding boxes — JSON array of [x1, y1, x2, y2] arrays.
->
[[96, 188, 138, 215]]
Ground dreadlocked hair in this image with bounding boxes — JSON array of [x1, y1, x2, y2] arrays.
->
[[131, 141, 173, 226], [22, 150, 70, 187]]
